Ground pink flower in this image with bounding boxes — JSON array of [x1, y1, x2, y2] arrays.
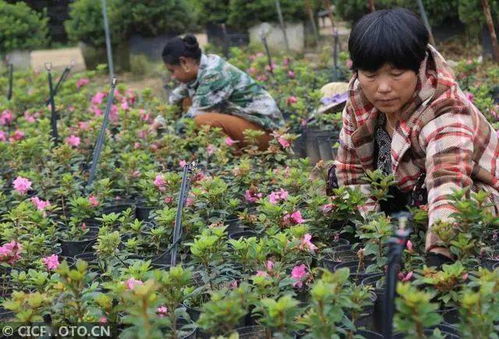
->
[[286, 96, 298, 105], [277, 136, 291, 148], [91, 106, 103, 116], [283, 211, 305, 225], [265, 63, 276, 72], [346, 59, 353, 69], [179, 160, 187, 168], [99, 317, 108, 324], [229, 280, 239, 289], [255, 270, 269, 278], [288, 70, 295, 79], [206, 144, 217, 155], [300, 234, 318, 253], [76, 78, 90, 89], [185, 197, 194, 207], [0, 241, 22, 265], [157, 306, 168, 317], [0, 110, 13, 125], [268, 189, 289, 204], [88, 195, 99, 207], [24, 111, 36, 123], [121, 101, 129, 110], [291, 264, 308, 288], [405, 240, 414, 253], [81, 223, 87, 231], [225, 137, 236, 146], [78, 121, 90, 130], [42, 254, 60, 271], [266, 260, 274, 271], [91, 92, 107, 105], [164, 196, 173, 204], [154, 174, 166, 191], [245, 190, 263, 203], [464, 91, 474, 103], [13, 177, 32, 195], [283, 58, 290, 66], [10, 130, 25, 141], [397, 271, 414, 282], [125, 278, 143, 290], [65, 135, 81, 147], [257, 75, 268, 82], [0, 131, 6, 142], [320, 203, 334, 214], [31, 197, 51, 211]]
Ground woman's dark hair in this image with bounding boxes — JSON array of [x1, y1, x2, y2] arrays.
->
[[348, 8, 429, 73], [162, 34, 202, 65]]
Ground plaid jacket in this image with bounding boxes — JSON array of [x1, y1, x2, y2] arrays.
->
[[335, 45, 499, 250]]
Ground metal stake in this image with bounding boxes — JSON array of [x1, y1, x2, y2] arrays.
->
[[101, 0, 114, 81], [416, 0, 436, 46], [7, 63, 13, 101], [45, 60, 75, 105], [170, 162, 196, 267], [87, 78, 117, 187], [45, 63, 59, 143], [261, 35, 274, 75]]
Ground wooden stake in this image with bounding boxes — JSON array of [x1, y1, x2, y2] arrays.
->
[[481, 0, 499, 62]]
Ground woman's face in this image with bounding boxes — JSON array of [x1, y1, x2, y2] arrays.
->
[[165, 57, 198, 84], [357, 64, 418, 115]]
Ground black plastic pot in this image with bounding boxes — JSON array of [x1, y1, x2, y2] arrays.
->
[[102, 200, 136, 217], [361, 273, 385, 333], [440, 307, 459, 326], [59, 234, 97, 257], [228, 230, 259, 240], [334, 260, 379, 284], [235, 325, 267, 339], [135, 205, 154, 222]]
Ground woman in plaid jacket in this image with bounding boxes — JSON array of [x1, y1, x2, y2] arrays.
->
[[332, 8, 498, 266]]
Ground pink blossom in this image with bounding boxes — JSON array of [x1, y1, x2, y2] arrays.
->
[[229, 280, 239, 289], [277, 136, 291, 148], [286, 96, 298, 105], [346, 59, 353, 69], [99, 317, 108, 324], [13, 176, 32, 195], [91, 105, 103, 116], [462, 273, 469, 280], [0, 241, 22, 265], [0, 110, 13, 125], [405, 240, 414, 253], [291, 264, 308, 288], [255, 270, 268, 277], [134, 142, 141, 149], [10, 130, 24, 141], [125, 278, 143, 290], [24, 111, 36, 123], [257, 75, 268, 82], [266, 260, 274, 271], [283, 58, 290, 66], [76, 78, 90, 89], [109, 105, 119, 122], [31, 197, 51, 211], [283, 210, 305, 225], [225, 137, 236, 146], [88, 195, 99, 207], [121, 101, 129, 110], [154, 174, 166, 191], [245, 190, 263, 203], [0, 131, 6, 142], [247, 67, 257, 75], [91, 92, 107, 105], [464, 91, 474, 103], [320, 203, 334, 214], [206, 144, 217, 155], [78, 121, 90, 130], [157, 306, 168, 317], [397, 271, 413, 282], [81, 223, 87, 231], [268, 189, 289, 204], [42, 254, 60, 271], [179, 160, 187, 168], [140, 110, 150, 122], [288, 70, 295, 79], [65, 135, 81, 147], [300, 234, 318, 253], [265, 63, 276, 72], [185, 197, 194, 207], [137, 130, 147, 139]]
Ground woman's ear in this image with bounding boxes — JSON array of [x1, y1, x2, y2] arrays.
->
[[179, 57, 190, 72]]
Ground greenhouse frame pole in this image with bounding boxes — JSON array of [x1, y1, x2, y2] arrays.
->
[[275, 0, 290, 54], [416, 0, 436, 46], [101, 0, 114, 81]]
